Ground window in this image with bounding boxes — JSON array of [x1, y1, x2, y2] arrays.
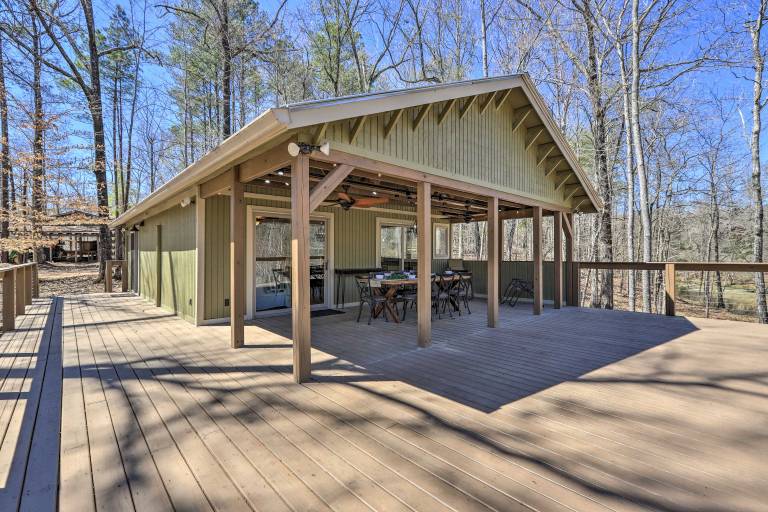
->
[[433, 223, 450, 259], [377, 219, 418, 270], [450, 221, 488, 260]]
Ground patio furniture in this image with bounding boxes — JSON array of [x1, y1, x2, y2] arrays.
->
[[433, 275, 455, 319], [355, 276, 392, 325], [334, 267, 383, 308], [502, 278, 534, 307], [449, 273, 472, 314]]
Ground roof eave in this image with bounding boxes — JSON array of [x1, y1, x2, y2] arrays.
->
[[110, 109, 288, 228]]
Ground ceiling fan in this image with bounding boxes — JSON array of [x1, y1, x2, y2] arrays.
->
[[335, 191, 389, 210]]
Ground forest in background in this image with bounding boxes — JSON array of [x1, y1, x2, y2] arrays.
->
[[0, 0, 767, 320]]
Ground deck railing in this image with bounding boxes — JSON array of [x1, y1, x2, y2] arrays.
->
[[0, 263, 39, 332], [574, 261, 768, 320], [105, 260, 129, 293]]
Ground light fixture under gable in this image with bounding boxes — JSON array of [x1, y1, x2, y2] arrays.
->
[[287, 141, 331, 157]]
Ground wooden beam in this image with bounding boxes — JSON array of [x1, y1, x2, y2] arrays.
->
[[458, 95, 477, 119], [478, 91, 497, 115], [2, 270, 14, 331], [417, 181, 432, 348], [537, 144, 556, 166], [32, 264, 39, 298], [412, 104, 432, 130], [487, 196, 499, 327], [291, 154, 312, 382], [155, 225, 162, 307], [525, 125, 545, 150], [533, 206, 543, 315], [511, 106, 532, 133], [309, 164, 354, 212], [200, 168, 233, 199], [121, 260, 129, 292], [545, 158, 564, 177], [494, 89, 512, 110], [572, 194, 589, 209], [665, 263, 676, 316], [312, 122, 328, 144], [562, 210, 573, 238], [384, 109, 403, 138], [230, 167, 245, 349], [437, 99, 456, 125], [349, 115, 368, 144], [239, 144, 292, 183], [554, 211, 563, 309]]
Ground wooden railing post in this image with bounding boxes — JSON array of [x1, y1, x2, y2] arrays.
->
[[664, 263, 676, 316], [15, 267, 25, 316], [2, 271, 15, 331], [121, 260, 129, 292], [24, 265, 33, 305], [32, 264, 39, 298], [105, 260, 114, 293]]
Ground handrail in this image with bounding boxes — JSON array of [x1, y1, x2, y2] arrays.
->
[[572, 261, 768, 317], [1, 262, 39, 332], [105, 259, 129, 293]]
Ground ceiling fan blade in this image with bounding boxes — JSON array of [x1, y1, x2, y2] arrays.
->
[[353, 197, 390, 208], [337, 191, 352, 202]]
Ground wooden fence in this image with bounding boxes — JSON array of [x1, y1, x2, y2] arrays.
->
[[574, 261, 768, 317], [0, 263, 39, 332]]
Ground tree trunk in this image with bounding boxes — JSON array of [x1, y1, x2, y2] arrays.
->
[[750, 2, 768, 323], [220, 0, 232, 138], [618, 43, 636, 311], [0, 33, 10, 263], [630, 0, 653, 312], [30, 12, 45, 262], [582, 0, 613, 309], [83, 0, 112, 276], [480, 0, 489, 77]]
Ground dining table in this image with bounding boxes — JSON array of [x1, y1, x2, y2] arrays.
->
[[359, 273, 470, 323]]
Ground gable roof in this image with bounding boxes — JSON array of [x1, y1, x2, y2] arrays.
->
[[111, 74, 599, 228]]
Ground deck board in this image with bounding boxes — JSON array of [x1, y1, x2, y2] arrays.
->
[[2, 292, 767, 511]]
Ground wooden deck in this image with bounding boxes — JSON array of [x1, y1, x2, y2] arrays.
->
[[1, 294, 767, 511]]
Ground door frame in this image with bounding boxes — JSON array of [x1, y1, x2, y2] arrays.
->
[[246, 204, 334, 318]]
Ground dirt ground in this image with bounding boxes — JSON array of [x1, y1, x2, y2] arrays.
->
[[36, 261, 107, 297]]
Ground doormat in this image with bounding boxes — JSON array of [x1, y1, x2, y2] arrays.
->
[[311, 309, 346, 318]]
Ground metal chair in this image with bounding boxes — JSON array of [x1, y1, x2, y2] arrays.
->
[[355, 276, 390, 325]]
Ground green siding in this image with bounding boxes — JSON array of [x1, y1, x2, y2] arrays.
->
[[310, 95, 571, 207], [137, 204, 196, 322]]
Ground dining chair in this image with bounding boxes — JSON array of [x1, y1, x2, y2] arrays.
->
[[355, 276, 390, 325]]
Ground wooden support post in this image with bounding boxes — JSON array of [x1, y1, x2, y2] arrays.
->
[[121, 260, 129, 292], [24, 265, 32, 306], [155, 226, 162, 307], [15, 267, 25, 316], [195, 188, 206, 326], [230, 168, 245, 349], [564, 213, 575, 305], [417, 181, 432, 347], [572, 262, 580, 307], [487, 196, 499, 327], [2, 271, 15, 331], [105, 260, 113, 293], [553, 211, 563, 309], [291, 155, 312, 382], [532, 206, 543, 315], [665, 263, 676, 316]]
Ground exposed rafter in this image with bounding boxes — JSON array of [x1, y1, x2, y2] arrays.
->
[[525, 124, 545, 150], [478, 91, 497, 115], [545, 157, 565, 177], [413, 103, 432, 130], [564, 184, 582, 200], [573, 195, 589, 210], [309, 164, 354, 211], [459, 95, 477, 119], [312, 122, 328, 145], [437, 98, 456, 125], [494, 89, 512, 110], [349, 115, 368, 144], [537, 143, 556, 166], [555, 171, 572, 191], [512, 106, 532, 133], [384, 109, 403, 138]]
